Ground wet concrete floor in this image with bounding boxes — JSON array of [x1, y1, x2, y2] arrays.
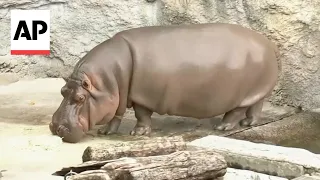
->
[[1, 78, 320, 179]]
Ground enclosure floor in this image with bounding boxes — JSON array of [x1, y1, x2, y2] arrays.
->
[[0, 78, 318, 179]]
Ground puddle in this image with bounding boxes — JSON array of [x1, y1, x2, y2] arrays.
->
[[280, 138, 320, 154], [230, 111, 320, 155]]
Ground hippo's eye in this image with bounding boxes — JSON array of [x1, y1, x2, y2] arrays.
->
[[77, 94, 85, 102]]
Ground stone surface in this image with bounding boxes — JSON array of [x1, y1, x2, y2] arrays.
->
[[0, 73, 19, 85], [0, 0, 320, 109], [220, 168, 288, 180], [188, 135, 320, 179]]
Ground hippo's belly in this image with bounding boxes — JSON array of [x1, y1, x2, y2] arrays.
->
[[128, 50, 273, 118]]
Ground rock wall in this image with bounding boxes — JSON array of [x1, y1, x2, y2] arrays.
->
[[0, 0, 320, 110]]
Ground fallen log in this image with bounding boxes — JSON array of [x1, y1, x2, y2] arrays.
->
[[53, 160, 114, 176], [82, 136, 186, 162], [67, 170, 112, 180], [67, 150, 227, 180]]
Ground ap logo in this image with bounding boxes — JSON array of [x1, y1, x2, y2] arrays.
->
[[11, 10, 50, 55]]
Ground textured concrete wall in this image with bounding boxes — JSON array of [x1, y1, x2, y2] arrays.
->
[[0, 0, 320, 110]]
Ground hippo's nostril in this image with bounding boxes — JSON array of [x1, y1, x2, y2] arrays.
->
[[57, 125, 62, 134], [56, 125, 70, 137]]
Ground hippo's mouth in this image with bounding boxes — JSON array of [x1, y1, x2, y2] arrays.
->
[[49, 116, 88, 142], [53, 119, 87, 143], [78, 115, 89, 132]]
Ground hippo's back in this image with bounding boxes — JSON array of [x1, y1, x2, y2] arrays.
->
[[118, 23, 278, 118]]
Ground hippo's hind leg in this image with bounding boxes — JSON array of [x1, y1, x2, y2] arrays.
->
[[240, 99, 264, 126], [214, 107, 248, 131], [97, 116, 122, 135], [130, 103, 153, 136]]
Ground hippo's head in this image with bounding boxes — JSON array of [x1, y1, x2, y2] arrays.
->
[[49, 72, 119, 143]]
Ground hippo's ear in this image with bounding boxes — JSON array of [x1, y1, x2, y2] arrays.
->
[[62, 77, 68, 82]]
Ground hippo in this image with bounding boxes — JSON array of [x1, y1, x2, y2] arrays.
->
[[49, 23, 279, 143]]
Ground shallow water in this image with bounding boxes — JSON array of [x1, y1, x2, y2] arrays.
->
[[230, 111, 320, 155], [279, 138, 320, 154]]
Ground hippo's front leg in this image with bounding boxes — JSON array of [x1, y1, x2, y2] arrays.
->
[[130, 103, 153, 136], [97, 115, 122, 135]]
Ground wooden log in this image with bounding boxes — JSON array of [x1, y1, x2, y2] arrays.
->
[[82, 136, 186, 162], [68, 150, 227, 180], [67, 170, 112, 180], [53, 160, 114, 176]]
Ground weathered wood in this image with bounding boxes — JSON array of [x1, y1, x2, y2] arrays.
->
[[68, 170, 112, 180], [53, 160, 116, 176], [67, 150, 227, 180], [82, 136, 186, 162]]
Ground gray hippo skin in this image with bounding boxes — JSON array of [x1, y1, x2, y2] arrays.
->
[[49, 23, 279, 143]]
